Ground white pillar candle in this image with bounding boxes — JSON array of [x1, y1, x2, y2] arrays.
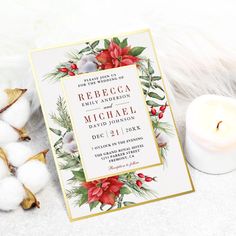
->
[[185, 94, 236, 174]]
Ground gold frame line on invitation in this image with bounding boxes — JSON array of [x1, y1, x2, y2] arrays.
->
[[29, 28, 195, 222]]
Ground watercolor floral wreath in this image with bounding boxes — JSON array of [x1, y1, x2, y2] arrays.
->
[[45, 37, 173, 212]]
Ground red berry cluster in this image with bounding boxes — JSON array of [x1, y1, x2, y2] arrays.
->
[[136, 173, 157, 188], [150, 103, 168, 120], [58, 62, 78, 76]]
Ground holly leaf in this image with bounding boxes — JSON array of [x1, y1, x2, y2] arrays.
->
[[113, 37, 120, 45], [49, 128, 61, 136], [120, 186, 131, 195], [139, 75, 150, 81], [96, 48, 104, 52], [79, 46, 91, 54], [141, 81, 150, 88], [57, 153, 71, 159], [148, 92, 165, 100], [78, 193, 88, 207], [72, 169, 86, 182], [146, 100, 160, 107], [90, 40, 99, 49], [148, 60, 154, 74], [104, 39, 110, 49], [120, 38, 128, 48], [123, 201, 135, 206], [129, 47, 145, 56], [54, 137, 62, 147], [142, 88, 148, 95], [77, 186, 88, 195], [152, 82, 164, 92], [89, 201, 99, 211], [152, 76, 161, 81]]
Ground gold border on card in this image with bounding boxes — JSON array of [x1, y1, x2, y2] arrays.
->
[[61, 64, 163, 182], [29, 28, 194, 222]]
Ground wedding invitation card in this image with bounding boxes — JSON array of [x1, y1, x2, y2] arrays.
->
[[30, 29, 194, 221]]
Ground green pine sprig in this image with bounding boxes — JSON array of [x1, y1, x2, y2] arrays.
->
[[43, 62, 74, 82], [50, 96, 72, 131]]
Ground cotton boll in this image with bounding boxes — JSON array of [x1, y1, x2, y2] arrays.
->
[[0, 120, 19, 144], [17, 160, 49, 194], [86, 54, 97, 63], [0, 176, 25, 211], [79, 61, 97, 73], [0, 96, 30, 129], [78, 54, 97, 66], [62, 141, 78, 154], [62, 131, 74, 143], [0, 159, 10, 180], [78, 54, 98, 73], [62, 132, 78, 153], [0, 90, 8, 110], [3, 142, 34, 167], [156, 132, 169, 147]]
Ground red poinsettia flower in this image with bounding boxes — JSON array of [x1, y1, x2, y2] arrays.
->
[[82, 176, 123, 205], [96, 41, 140, 69]]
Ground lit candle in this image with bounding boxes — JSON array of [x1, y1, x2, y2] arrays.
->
[[185, 94, 236, 174]]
